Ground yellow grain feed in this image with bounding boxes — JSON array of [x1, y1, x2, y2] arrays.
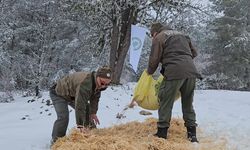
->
[[133, 70, 180, 110], [52, 118, 227, 150]]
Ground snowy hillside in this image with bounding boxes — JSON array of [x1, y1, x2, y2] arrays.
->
[[0, 83, 250, 150]]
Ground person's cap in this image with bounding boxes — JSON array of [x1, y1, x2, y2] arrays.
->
[[96, 66, 112, 79]]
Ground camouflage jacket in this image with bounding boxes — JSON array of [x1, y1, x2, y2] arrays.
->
[[55, 71, 101, 126]]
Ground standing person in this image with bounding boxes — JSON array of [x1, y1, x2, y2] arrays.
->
[[49, 66, 112, 144], [148, 22, 202, 142]]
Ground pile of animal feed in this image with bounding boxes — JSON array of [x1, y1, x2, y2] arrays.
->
[[51, 118, 227, 150]]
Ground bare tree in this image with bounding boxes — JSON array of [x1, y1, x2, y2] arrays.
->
[[72, 0, 197, 84]]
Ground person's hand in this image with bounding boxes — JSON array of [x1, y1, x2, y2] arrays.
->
[[145, 69, 152, 76], [128, 99, 137, 108], [77, 125, 89, 133], [90, 114, 100, 125]]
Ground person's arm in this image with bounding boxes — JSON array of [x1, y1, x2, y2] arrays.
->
[[90, 91, 100, 114], [186, 36, 198, 59], [90, 91, 101, 125], [147, 35, 164, 75], [75, 80, 92, 127]]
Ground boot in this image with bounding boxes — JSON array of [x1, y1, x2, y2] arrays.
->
[[187, 126, 199, 143], [154, 127, 168, 139]]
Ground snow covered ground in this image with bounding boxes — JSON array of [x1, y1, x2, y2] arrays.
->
[[0, 83, 250, 150]]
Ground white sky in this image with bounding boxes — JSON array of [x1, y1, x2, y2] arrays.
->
[[0, 83, 250, 150]]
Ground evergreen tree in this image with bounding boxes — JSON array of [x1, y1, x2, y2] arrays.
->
[[207, 0, 250, 90]]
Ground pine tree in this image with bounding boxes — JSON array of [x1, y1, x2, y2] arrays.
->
[[207, 0, 250, 90]]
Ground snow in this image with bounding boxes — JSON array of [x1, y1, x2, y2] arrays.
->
[[0, 83, 250, 150], [192, 0, 211, 7]]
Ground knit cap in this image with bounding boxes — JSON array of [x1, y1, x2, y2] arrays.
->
[[96, 66, 112, 79]]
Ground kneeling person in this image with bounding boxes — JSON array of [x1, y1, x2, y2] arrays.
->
[[50, 66, 112, 143]]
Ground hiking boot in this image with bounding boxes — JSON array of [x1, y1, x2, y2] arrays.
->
[[154, 127, 168, 139], [187, 126, 199, 143]]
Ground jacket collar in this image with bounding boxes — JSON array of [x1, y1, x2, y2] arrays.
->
[[159, 26, 173, 33]]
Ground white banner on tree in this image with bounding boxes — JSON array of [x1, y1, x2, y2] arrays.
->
[[129, 25, 147, 72]]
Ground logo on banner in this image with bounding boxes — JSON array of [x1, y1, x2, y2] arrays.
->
[[132, 37, 142, 51]]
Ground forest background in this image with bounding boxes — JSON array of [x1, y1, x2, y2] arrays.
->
[[0, 0, 249, 101]]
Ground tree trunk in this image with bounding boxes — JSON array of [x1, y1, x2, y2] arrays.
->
[[35, 85, 39, 96], [111, 6, 136, 84], [110, 20, 119, 72]]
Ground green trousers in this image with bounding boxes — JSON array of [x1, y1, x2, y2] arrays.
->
[[157, 78, 197, 128]]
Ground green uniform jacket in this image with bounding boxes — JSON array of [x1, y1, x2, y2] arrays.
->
[[55, 71, 100, 126], [148, 27, 202, 80]]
